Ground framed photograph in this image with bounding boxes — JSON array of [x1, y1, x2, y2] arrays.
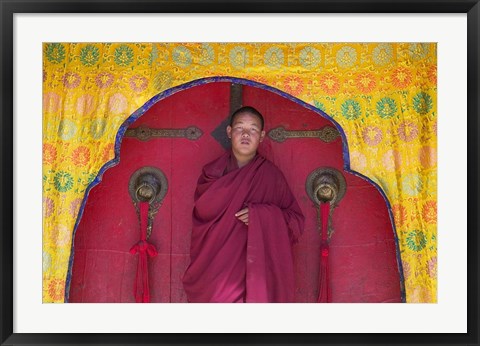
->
[[1, 1, 478, 345]]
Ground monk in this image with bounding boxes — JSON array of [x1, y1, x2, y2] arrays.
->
[[182, 106, 305, 303]]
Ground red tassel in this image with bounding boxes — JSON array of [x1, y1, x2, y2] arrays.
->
[[317, 202, 330, 303], [130, 201, 157, 303]]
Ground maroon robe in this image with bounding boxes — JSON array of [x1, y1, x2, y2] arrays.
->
[[182, 151, 305, 302]]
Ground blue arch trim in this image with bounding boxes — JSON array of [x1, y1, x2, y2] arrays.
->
[[64, 76, 405, 303]]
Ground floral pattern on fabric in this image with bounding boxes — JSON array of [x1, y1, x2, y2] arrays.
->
[[43, 42, 437, 303]]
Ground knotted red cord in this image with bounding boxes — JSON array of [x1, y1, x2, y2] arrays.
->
[[317, 202, 330, 303], [129, 201, 157, 303]]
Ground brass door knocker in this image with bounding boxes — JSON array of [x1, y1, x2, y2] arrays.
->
[[306, 167, 347, 303], [128, 167, 168, 239], [306, 167, 346, 239]]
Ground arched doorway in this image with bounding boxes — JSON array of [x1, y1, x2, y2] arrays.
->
[[67, 79, 404, 303]]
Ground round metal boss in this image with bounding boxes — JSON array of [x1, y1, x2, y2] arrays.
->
[[129, 166, 168, 205], [305, 167, 346, 206]]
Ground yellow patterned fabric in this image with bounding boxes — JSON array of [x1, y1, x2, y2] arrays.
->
[[42, 43, 437, 303]]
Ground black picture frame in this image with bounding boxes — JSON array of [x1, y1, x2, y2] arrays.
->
[[1, 1, 478, 345]]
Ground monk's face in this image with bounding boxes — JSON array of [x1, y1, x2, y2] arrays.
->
[[226, 112, 266, 164]]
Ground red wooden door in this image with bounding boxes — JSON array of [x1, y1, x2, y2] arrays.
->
[[243, 86, 403, 302], [69, 81, 403, 303]]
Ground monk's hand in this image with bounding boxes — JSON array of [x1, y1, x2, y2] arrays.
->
[[235, 208, 249, 226]]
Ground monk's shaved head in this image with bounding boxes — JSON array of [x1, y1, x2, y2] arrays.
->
[[230, 106, 264, 130]]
